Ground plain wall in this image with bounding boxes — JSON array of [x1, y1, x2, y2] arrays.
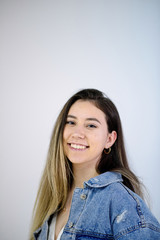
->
[[0, 0, 160, 239]]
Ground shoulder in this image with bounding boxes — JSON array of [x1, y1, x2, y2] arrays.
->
[[106, 182, 160, 239], [106, 181, 158, 224]]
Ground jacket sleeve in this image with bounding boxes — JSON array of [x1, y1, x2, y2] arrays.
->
[[109, 183, 160, 239]]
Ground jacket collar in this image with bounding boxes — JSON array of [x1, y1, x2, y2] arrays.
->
[[84, 171, 123, 188]]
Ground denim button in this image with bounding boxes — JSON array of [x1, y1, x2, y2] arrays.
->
[[69, 222, 74, 228], [80, 194, 87, 200]]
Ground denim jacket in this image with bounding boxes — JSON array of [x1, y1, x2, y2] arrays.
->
[[34, 172, 160, 239]]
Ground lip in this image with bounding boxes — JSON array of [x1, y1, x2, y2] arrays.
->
[[68, 143, 89, 150]]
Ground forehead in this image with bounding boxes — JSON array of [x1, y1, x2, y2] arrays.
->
[[68, 100, 106, 120]]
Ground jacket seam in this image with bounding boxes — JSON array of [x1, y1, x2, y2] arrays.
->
[[85, 179, 123, 188], [115, 222, 160, 239], [63, 228, 113, 238], [119, 182, 146, 225]]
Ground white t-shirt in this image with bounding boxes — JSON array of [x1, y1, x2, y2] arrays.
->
[[48, 215, 64, 240]]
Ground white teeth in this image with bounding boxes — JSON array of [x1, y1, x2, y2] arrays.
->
[[70, 144, 86, 149]]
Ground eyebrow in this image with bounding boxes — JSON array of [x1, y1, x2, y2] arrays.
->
[[67, 115, 101, 124]]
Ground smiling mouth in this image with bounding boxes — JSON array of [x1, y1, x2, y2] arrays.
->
[[68, 143, 89, 150]]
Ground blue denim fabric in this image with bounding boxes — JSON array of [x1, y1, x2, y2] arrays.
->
[[34, 172, 160, 239]]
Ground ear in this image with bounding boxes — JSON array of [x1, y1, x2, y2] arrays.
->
[[105, 131, 117, 149]]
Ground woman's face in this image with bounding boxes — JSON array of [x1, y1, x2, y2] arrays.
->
[[63, 100, 116, 169]]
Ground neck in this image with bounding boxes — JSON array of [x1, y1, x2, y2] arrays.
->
[[72, 163, 99, 189]]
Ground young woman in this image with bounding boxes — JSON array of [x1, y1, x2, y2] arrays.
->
[[30, 88, 160, 240]]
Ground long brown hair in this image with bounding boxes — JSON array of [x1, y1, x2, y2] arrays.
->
[[29, 88, 143, 239]]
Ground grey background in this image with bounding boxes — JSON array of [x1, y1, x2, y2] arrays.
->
[[1, 0, 160, 239]]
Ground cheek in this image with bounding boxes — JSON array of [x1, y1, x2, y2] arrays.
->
[[95, 132, 108, 147], [93, 130, 107, 141], [62, 137, 68, 155], [63, 126, 68, 140]]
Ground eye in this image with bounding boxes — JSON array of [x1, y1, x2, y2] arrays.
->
[[66, 120, 75, 125], [87, 124, 97, 128]]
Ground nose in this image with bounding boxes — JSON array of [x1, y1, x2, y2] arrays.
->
[[71, 126, 85, 139]]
